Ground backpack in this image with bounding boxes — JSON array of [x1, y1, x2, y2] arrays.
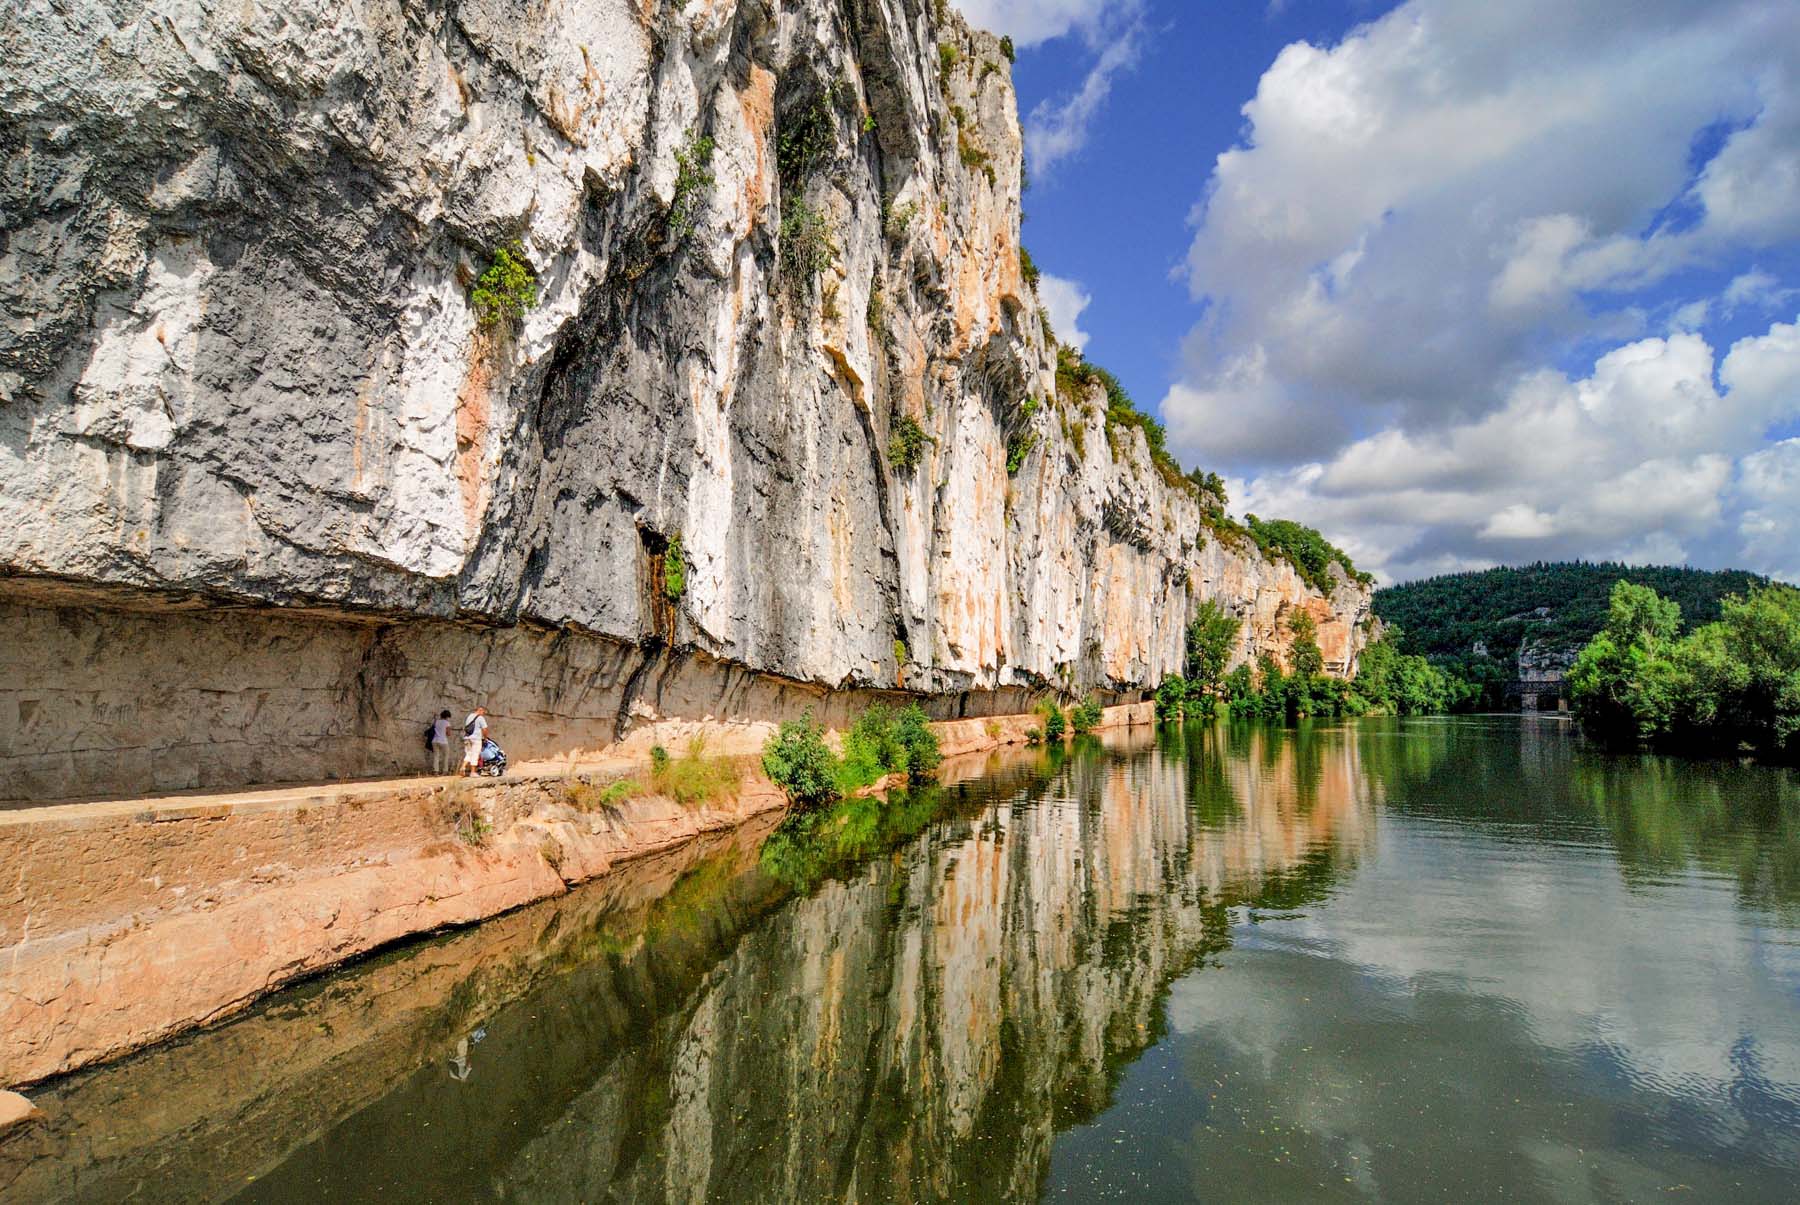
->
[[424, 722, 437, 752]]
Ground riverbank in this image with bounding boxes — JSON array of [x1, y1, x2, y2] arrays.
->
[[0, 703, 1153, 1093]]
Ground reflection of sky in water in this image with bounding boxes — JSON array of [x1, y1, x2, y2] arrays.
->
[[23, 721, 1797, 1204], [1048, 802, 1800, 1202]]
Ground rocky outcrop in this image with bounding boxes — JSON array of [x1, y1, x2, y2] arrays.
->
[[0, 0, 1371, 800]]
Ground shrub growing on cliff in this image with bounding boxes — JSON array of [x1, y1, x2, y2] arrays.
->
[[1000, 35, 1016, 62], [883, 198, 918, 244], [958, 129, 995, 183], [780, 196, 835, 295], [1038, 701, 1066, 742], [1006, 430, 1037, 475], [440, 782, 492, 846], [663, 533, 687, 601], [1006, 396, 1041, 475], [1245, 515, 1371, 593], [763, 711, 840, 808], [777, 89, 839, 186], [471, 242, 537, 328], [564, 775, 641, 812], [888, 414, 930, 474], [1019, 247, 1041, 290], [669, 129, 716, 242]]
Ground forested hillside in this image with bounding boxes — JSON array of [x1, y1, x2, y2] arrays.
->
[[1375, 563, 1770, 660]]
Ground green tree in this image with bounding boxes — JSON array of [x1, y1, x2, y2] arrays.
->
[[1186, 601, 1241, 709], [762, 711, 840, 807], [1244, 515, 1370, 593], [1154, 675, 1189, 722], [892, 703, 942, 782], [1223, 664, 1255, 707], [1571, 582, 1685, 746], [1674, 586, 1800, 759], [1070, 697, 1104, 735], [1288, 611, 1325, 679]]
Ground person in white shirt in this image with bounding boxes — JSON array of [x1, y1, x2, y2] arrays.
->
[[429, 710, 454, 774], [461, 707, 489, 777]]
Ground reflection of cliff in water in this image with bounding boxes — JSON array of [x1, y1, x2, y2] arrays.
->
[[6, 732, 1379, 1204], [263, 732, 1373, 1203]]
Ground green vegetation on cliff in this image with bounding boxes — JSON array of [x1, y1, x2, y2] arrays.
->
[[1047, 346, 1363, 593], [470, 242, 537, 328], [1244, 516, 1371, 595]]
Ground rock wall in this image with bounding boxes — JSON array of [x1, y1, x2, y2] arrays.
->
[[1, 0, 1371, 800]]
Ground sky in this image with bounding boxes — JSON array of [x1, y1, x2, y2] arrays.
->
[[958, 0, 1800, 584]]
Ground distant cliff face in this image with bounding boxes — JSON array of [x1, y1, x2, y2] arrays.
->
[[1, 0, 1369, 699]]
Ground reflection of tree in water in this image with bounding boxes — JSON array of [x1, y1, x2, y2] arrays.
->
[[1357, 716, 1800, 916], [1574, 756, 1800, 917]]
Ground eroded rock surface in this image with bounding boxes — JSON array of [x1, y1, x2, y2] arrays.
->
[[1, 1, 1370, 798]]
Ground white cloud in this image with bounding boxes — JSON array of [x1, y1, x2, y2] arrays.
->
[[1233, 317, 1800, 583], [1737, 439, 1800, 582], [955, 0, 1119, 49], [1037, 273, 1093, 353], [1669, 300, 1711, 333], [1023, 17, 1144, 172], [1721, 268, 1799, 317], [1162, 0, 1800, 578]]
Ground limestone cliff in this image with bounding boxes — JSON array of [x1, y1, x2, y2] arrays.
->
[[0, 1, 1371, 797]]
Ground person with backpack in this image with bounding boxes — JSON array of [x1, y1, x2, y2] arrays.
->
[[461, 707, 490, 777], [425, 710, 454, 775]]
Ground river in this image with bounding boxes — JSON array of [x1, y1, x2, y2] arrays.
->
[[5, 717, 1797, 1203]]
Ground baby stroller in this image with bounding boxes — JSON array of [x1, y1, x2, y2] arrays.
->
[[476, 738, 508, 777]]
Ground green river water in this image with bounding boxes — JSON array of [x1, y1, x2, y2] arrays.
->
[[7, 717, 1799, 1203]]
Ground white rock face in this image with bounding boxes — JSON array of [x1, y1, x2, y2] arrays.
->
[[0, 0, 1370, 702]]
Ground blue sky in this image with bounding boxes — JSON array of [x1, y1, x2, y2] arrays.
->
[[961, 0, 1800, 583]]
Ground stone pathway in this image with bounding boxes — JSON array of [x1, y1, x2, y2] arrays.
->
[[0, 753, 644, 826]]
